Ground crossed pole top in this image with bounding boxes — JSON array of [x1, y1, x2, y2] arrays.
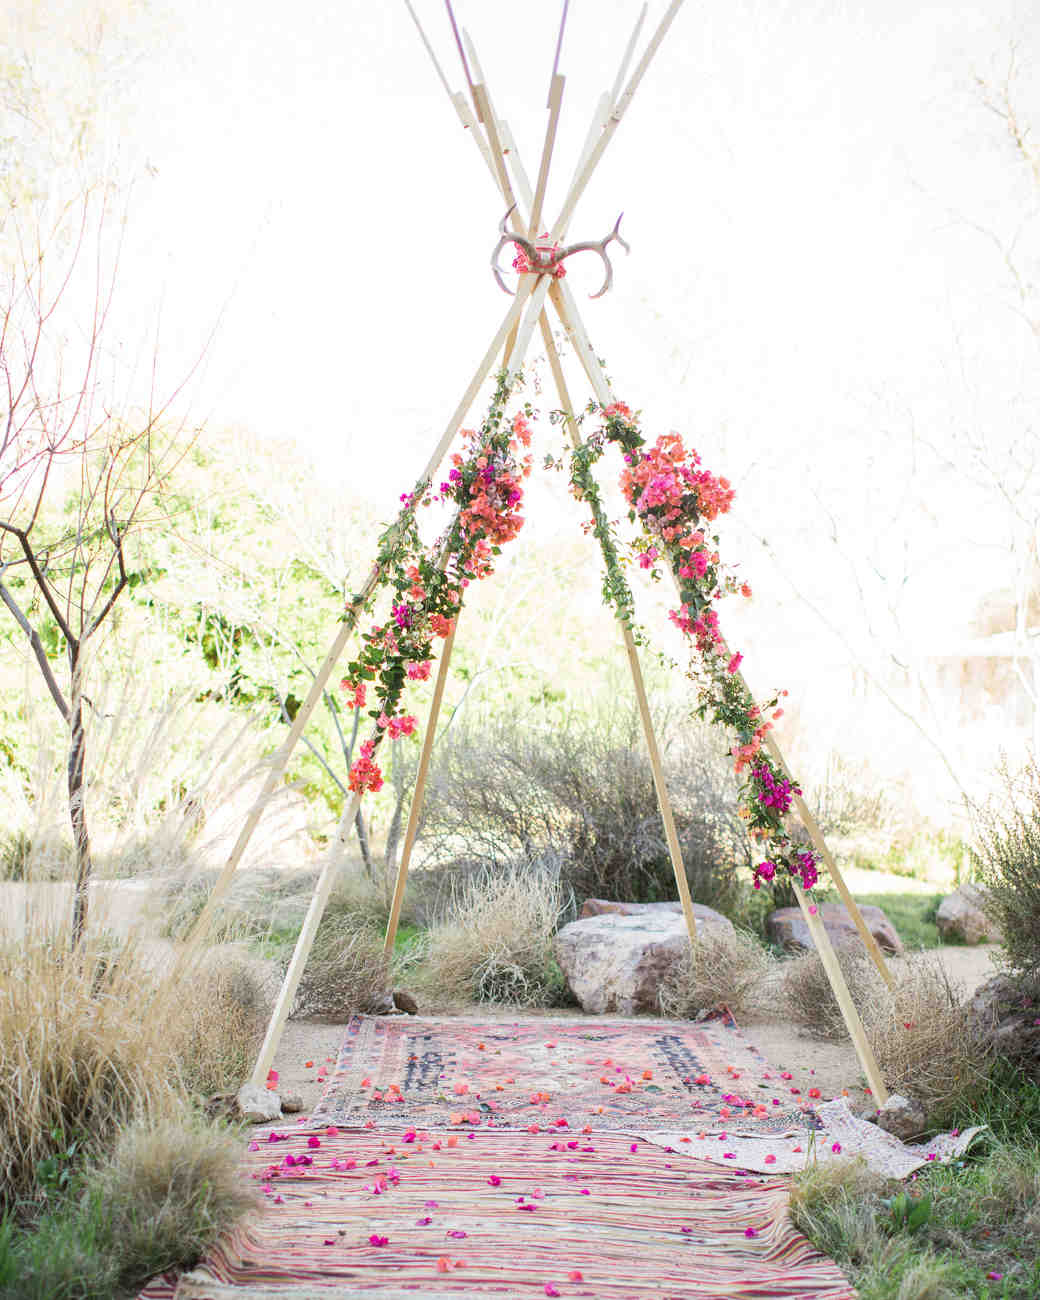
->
[[405, 0, 685, 310]]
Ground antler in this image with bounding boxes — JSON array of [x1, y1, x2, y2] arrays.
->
[[491, 204, 539, 295], [553, 213, 629, 298]]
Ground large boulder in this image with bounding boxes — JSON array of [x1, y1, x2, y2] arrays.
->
[[582, 898, 690, 919], [766, 903, 904, 956], [936, 883, 1001, 945], [967, 974, 1040, 1081], [554, 907, 734, 1015]]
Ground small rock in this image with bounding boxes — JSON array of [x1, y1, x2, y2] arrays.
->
[[393, 989, 419, 1014], [766, 903, 903, 956], [236, 1082, 282, 1124], [367, 989, 396, 1015], [203, 1092, 237, 1122], [935, 883, 1001, 945], [280, 1093, 305, 1113], [875, 1092, 927, 1141]]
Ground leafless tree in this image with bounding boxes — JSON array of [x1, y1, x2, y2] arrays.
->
[[0, 189, 196, 942]]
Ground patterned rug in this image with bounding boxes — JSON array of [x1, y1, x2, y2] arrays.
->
[[311, 1014, 821, 1136], [162, 1126, 855, 1298]]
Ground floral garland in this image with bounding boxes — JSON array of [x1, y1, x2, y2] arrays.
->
[[339, 372, 533, 796], [578, 401, 820, 895]]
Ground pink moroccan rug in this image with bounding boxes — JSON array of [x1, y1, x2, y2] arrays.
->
[[152, 1126, 855, 1298], [310, 1014, 820, 1136]]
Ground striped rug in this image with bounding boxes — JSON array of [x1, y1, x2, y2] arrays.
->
[[312, 1014, 819, 1136], [163, 1125, 855, 1298]]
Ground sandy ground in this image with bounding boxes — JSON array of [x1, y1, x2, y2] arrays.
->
[[271, 944, 1003, 1116], [1, 881, 999, 1116]]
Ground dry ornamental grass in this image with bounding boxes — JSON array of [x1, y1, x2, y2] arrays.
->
[[657, 928, 776, 1020]]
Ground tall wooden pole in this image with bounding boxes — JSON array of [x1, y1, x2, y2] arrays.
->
[[185, 285, 536, 949], [540, 313, 697, 949], [382, 619, 459, 958]]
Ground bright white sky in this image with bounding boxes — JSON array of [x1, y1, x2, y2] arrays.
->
[[10, 0, 1040, 660]]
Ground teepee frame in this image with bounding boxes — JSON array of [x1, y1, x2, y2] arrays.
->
[[187, 0, 895, 1107]]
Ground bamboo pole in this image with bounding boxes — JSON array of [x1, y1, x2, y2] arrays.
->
[[383, 618, 458, 958], [539, 311, 696, 949]]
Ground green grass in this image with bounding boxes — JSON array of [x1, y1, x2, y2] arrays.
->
[[790, 1066, 1040, 1299], [855, 892, 946, 949]]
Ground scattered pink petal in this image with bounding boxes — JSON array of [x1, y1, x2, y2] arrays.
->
[[545, 1286, 561, 1297], [764, 1155, 777, 1164], [987, 1273, 1003, 1281], [488, 1175, 502, 1186], [831, 1143, 842, 1154], [368, 1234, 388, 1247], [307, 1136, 321, 1149], [744, 1228, 757, 1238], [568, 1271, 584, 1282], [417, 1216, 433, 1225]]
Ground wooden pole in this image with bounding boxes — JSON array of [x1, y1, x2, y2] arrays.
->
[[187, 286, 536, 948], [383, 618, 458, 958], [250, 790, 364, 1089], [247, 275, 551, 1085], [550, 0, 686, 240], [764, 734, 896, 990], [791, 877, 889, 1105], [546, 277, 892, 1094], [539, 311, 696, 949]]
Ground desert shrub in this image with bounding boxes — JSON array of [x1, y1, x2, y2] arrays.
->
[[172, 949, 269, 1096], [781, 943, 889, 1041], [89, 1103, 258, 1288], [419, 703, 749, 915], [292, 919, 391, 1019], [657, 928, 776, 1019], [0, 1103, 256, 1300], [864, 956, 987, 1130], [416, 861, 570, 1006], [0, 928, 180, 1207], [970, 756, 1040, 979]]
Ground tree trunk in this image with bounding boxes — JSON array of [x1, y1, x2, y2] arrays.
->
[[355, 807, 374, 879], [68, 660, 92, 946]]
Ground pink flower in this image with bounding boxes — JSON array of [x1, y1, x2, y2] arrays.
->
[[727, 652, 743, 675], [406, 660, 432, 681]]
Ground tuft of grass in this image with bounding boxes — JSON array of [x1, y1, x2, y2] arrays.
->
[[0, 1103, 257, 1300], [416, 863, 571, 1007], [782, 943, 889, 1041], [789, 1130, 1040, 1299], [0, 927, 179, 1208], [657, 928, 776, 1020], [970, 756, 1040, 980], [865, 956, 987, 1130], [172, 948, 270, 1097], [291, 919, 391, 1019]]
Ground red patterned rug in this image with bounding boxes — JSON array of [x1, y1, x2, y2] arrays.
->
[[310, 1014, 820, 1136], [159, 1125, 855, 1298]]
